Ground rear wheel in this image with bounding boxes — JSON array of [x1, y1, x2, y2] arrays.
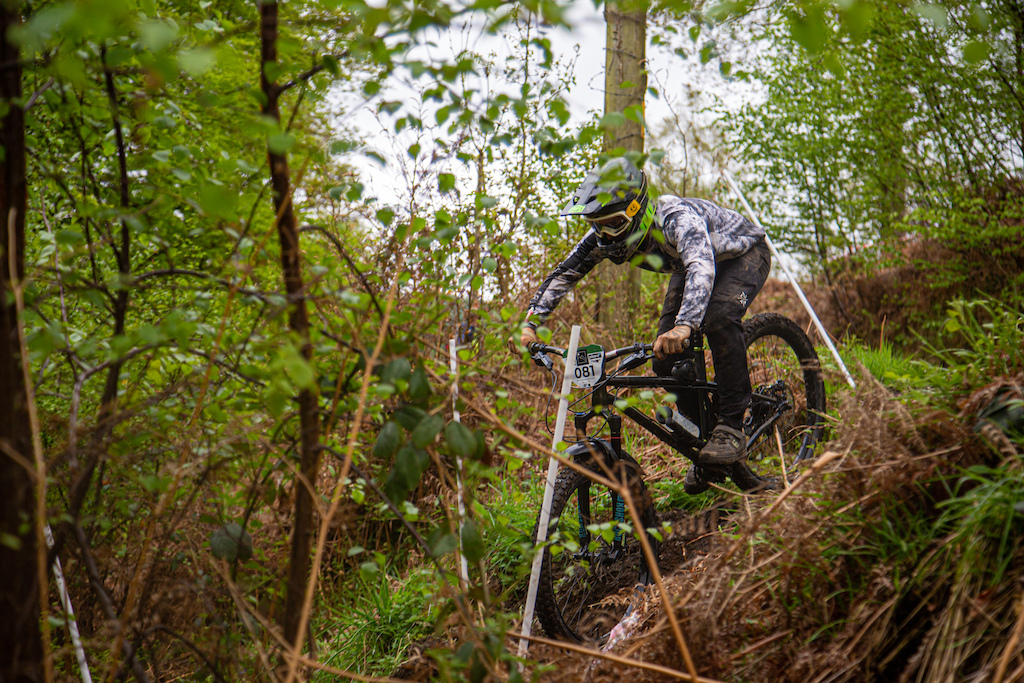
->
[[732, 313, 826, 490], [534, 454, 658, 643]]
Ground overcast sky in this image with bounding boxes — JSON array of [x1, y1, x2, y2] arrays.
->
[[332, 4, 749, 209]]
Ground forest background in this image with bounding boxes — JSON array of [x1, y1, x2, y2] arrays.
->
[[1, 0, 1022, 681]]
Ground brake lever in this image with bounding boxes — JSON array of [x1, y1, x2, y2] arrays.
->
[[618, 345, 653, 373], [533, 354, 553, 370], [529, 343, 554, 370]]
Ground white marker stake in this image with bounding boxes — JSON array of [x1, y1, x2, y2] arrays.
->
[[723, 170, 857, 389], [517, 325, 582, 658], [46, 525, 92, 683], [449, 338, 470, 588]]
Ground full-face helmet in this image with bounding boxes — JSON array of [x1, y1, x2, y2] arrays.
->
[[559, 157, 654, 261]]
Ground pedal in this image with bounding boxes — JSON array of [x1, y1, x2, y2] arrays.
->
[[699, 464, 730, 484]]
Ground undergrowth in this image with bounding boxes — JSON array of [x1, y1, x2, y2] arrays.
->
[[318, 294, 1024, 681], [569, 295, 1024, 683]]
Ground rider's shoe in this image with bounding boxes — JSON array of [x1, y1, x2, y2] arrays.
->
[[683, 465, 710, 495], [699, 424, 747, 467]]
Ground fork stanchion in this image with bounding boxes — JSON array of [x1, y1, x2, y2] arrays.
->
[[449, 338, 470, 589], [517, 324, 582, 659]]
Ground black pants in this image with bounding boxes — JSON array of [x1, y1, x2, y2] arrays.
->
[[652, 239, 772, 430]]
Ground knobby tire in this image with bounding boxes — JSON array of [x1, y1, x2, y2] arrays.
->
[[534, 455, 657, 643]]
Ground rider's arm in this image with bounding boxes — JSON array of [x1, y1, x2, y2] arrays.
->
[[523, 230, 605, 327]]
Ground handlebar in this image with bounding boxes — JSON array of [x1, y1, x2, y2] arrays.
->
[[528, 341, 657, 370], [528, 341, 655, 359], [527, 341, 564, 356]]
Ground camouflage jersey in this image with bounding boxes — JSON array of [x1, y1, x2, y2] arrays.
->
[[526, 196, 765, 329]]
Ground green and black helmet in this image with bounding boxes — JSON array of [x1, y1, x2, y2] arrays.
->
[[560, 157, 654, 259]]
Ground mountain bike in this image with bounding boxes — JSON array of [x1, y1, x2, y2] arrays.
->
[[525, 312, 826, 643]]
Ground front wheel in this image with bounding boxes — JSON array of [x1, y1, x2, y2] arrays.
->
[[533, 452, 658, 643], [732, 313, 827, 490]]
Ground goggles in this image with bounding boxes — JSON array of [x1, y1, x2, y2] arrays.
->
[[586, 198, 643, 239]]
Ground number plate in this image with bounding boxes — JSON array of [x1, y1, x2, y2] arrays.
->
[[565, 344, 604, 388]]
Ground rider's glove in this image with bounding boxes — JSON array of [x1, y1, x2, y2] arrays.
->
[[654, 324, 692, 359], [520, 324, 539, 349]]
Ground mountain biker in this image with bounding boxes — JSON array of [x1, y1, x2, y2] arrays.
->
[[519, 157, 772, 493]]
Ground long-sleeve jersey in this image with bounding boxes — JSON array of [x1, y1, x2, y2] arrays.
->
[[527, 196, 765, 329]]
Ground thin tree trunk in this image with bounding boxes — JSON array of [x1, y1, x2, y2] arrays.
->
[[63, 44, 135, 530], [260, 0, 322, 652], [0, 4, 44, 681], [595, 1, 646, 341]]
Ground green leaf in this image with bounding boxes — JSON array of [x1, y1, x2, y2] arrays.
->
[[912, 3, 948, 27], [140, 474, 170, 494], [788, 7, 829, 53], [599, 112, 627, 129], [430, 531, 459, 558], [963, 40, 990, 64], [199, 185, 238, 220], [382, 358, 411, 383], [474, 194, 498, 210], [439, 172, 456, 193], [840, 0, 876, 40], [408, 366, 431, 401], [194, 19, 222, 32], [263, 386, 288, 418], [178, 48, 216, 75], [268, 133, 296, 154], [138, 19, 179, 52], [0, 532, 22, 550], [210, 523, 253, 563], [394, 405, 428, 431], [384, 446, 430, 502], [411, 414, 444, 448], [263, 61, 284, 83], [56, 229, 83, 246], [373, 421, 403, 460], [445, 422, 476, 458], [460, 519, 485, 563], [104, 46, 134, 67]]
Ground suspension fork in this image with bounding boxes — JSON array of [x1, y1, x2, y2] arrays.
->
[[607, 411, 626, 544], [572, 388, 627, 547]]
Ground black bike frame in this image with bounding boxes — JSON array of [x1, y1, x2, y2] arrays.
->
[[567, 329, 802, 462]]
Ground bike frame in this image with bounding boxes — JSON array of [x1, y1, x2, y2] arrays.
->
[[532, 329, 808, 547], [565, 328, 804, 465], [570, 331, 713, 461]]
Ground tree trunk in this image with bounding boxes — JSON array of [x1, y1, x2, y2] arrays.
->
[[0, 4, 44, 681], [260, 0, 322, 652], [595, 1, 647, 341]]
